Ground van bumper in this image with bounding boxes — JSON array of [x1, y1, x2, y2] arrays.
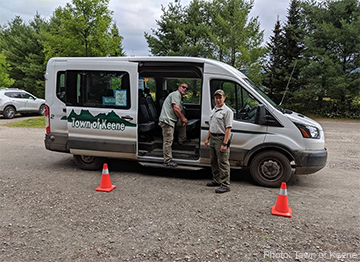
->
[[44, 133, 69, 152], [295, 148, 327, 174]]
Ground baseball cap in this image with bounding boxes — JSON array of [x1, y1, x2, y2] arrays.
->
[[214, 89, 225, 96]]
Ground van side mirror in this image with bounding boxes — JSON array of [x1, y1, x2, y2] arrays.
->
[[255, 104, 266, 125]]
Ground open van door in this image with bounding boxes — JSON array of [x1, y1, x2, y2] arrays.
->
[[64, 61, 138, 169]]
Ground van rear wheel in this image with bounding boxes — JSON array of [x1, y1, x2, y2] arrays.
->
[[250, 151, 292, 187], [73, 155, 104, 170]]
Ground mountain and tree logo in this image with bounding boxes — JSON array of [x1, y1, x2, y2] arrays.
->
[[61, 109, 135, 131]]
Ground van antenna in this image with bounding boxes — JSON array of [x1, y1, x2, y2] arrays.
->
[[279, 61, 297, 106]]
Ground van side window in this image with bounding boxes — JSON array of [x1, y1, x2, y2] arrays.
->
[[165, 79, 201, 105], [210, 79, 260, 122], [65, 71, 130, 109], [56, 71, 66, 103]]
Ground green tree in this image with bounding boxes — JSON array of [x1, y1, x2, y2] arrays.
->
[[0, 14, 48, 97], [281, 0, 305, 93], [182, 0, 213, 57], [209, 0, 265, 69], [109, 22, 125, 56], [145, 0, 266, 82], [264, 18, 287, 102], [300, 0, 360, 117], [144, 1, 186, 56], [43, 0, 124, 59], [264, 0, 306, 105], [0, 52, 15, 87]]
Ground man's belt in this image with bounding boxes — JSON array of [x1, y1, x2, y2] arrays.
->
[[211, 133, 225, 136]]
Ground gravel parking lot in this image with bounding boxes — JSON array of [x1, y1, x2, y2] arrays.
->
[[0, 118, 359, 261]]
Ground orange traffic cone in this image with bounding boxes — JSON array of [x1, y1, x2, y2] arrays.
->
[[271, 182, 292, 217], [96, 163, 116, 192]]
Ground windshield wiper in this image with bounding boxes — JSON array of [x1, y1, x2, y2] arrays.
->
[[279, 107, 293, 114]]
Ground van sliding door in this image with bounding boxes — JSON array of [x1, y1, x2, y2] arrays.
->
[[64, 62, 138, 159]]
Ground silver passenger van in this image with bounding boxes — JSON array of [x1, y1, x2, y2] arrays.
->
[[44, 57, 327, 187]]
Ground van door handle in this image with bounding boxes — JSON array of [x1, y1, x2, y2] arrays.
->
[[121, 115, 133, 120], [63, 108, 66, 113], [205, 121, 209, 125]]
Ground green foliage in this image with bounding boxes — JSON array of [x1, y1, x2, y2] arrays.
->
[[264, 0, 359, 118], [0, 52, 15, 87], [263, 19, 287, 102], [0, 0, 124, 98], [144, 1, 186, 56], [42, 0, 124, 60], [182, 0, 213, 57], [264, 0, 306, 104], [298, 0, 360, 117], [210, 0, 266, 68], [0, 14, 47, 97], [145, 0, 266, 76]]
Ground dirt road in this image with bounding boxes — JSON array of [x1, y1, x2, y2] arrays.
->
[[0, 118, 359, 261]]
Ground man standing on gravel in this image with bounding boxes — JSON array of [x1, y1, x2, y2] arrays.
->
[[159, 83, 189, 167], [204, 89, 233, 193]]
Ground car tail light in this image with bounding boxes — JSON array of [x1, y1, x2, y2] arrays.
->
[[45, 105, 50, 134]]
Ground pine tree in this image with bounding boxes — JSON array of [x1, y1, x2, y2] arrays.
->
[[145, 0, 266, 77], [144, 1, 186, 56], [0, 52, 15, 87], [0, 14, 48, 97], [182, 0, 212, 57], [281, 0, 305, 93], [264, 0, 306, 105], [300, 0, 360, 116], [209, 0, 265, 68], [264, 18, 287, 103]]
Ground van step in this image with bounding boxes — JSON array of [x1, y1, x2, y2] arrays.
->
[[138, 161, 204, 171], [139, 148, 199, 160]]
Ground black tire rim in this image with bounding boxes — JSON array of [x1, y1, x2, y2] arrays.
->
[[5, 107, 15, 118], [259, 159, 282, 180], [39, 105, 46, 115], [80, 155, 96, 164]]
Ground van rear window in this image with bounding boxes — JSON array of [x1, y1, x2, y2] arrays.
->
[[63, 70, 131, 109]]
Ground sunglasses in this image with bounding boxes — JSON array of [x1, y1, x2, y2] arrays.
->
[[181, 85, 189, 90]]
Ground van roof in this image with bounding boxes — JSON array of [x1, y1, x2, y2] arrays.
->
[[47, 56, 247, 78]]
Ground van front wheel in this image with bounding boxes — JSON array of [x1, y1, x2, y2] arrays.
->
[[250, 151, 292, 187], [73, 155, 104, 170]]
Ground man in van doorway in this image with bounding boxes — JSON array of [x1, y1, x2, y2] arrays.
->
[[204, 89, 233, 193], [159, 83, 189, 167]]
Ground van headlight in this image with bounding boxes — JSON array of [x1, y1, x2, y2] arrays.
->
[[294, 123, 320, 139]]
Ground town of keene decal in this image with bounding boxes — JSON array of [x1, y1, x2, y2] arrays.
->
[[61, 109, 136, 131]]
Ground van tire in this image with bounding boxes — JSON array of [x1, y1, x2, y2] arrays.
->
[[249, 151, 292, 187], [73, 155, 104, 170]]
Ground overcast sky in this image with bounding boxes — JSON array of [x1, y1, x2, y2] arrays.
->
[[0, 0, 290, 56]]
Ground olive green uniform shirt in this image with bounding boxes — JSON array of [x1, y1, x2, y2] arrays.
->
[[209, 104, 233, 134], [159, 90, 183, 127]]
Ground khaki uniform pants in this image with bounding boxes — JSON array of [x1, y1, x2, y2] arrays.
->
[[159, 121, 186, 163], [210, 135, 230, 187]]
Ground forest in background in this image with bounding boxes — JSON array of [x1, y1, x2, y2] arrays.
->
[[0, 0, 359, 118]]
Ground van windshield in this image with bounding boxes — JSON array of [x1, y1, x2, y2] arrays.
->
[[242, 77, 281, 111]]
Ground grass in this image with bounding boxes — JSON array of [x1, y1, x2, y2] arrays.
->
[[4, 116, 46, 128]]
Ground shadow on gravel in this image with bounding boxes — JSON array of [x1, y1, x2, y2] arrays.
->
[[50, 156, 256, 186], [107, 159, 255, 186]]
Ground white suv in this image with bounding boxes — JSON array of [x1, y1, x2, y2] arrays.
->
[[0, 88, 46, 119]]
